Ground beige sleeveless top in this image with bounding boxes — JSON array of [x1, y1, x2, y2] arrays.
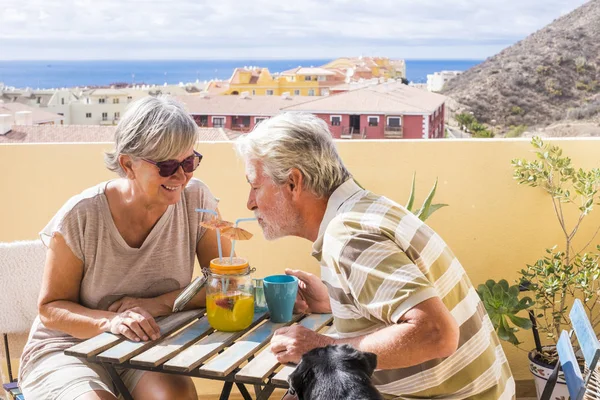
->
[[19, 178, 218, 378]]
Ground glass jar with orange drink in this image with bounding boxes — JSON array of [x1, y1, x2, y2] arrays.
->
[[205, 257, 255, 332]]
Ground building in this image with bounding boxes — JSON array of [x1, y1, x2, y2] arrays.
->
[[177, 92, 312, 132], [427, 71, 462, 92], [281, 82, 446, 139], [222, 67, 343, 97], [321, 57, 406, 81], [0, 83, 207, 125], [0, 124, 230, 143], [0, 103, 64, 134]]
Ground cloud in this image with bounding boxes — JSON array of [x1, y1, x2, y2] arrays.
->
[[0, 0, 589, 60]]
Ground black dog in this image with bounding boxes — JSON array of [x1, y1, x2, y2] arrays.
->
[[288, 344, 384, 400]]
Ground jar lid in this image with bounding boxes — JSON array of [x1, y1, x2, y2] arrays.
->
[[209, 257, 250, 275]]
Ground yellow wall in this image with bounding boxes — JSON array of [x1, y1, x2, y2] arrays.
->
[[225, 70, 322, 96], [2, 139, 600, 387]]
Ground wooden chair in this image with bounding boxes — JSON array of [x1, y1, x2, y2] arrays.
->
[[541, 299, 600, 400], [0, 240, 46, 400]]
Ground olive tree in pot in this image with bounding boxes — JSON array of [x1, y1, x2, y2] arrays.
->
[[478, 137, 600, 399]]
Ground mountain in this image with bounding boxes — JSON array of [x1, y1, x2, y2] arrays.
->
[[443, 0, 600, 129]]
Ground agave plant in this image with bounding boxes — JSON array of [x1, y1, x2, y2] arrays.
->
[[477, 279, 534, 345], [406, 172, 448, 221]]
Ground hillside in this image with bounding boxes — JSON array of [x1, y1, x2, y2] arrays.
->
[[443, 0, 600, 129]]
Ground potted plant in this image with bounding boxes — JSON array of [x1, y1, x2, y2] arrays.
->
[[478, 137, 600, 399]]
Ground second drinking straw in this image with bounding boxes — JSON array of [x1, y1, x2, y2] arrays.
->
[[230, 217, 258, 262]]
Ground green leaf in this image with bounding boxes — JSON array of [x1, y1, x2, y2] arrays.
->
[[507, 314, 533, 330], [406, 172, 416, 212], [416, 178, 439, 220], [421, 203, 449, 221]]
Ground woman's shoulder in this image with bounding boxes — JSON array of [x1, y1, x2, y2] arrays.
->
[[185, 177, 211, 192], [183, 178, 218, 211], [53, 182, 108, 222]]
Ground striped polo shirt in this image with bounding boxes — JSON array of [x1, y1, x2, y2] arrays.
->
[[312, 179, 515, 400]]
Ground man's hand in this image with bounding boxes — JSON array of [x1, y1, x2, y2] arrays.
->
[[285, 269, 331, 314], [108, 296, 170, 318], [270, 325, 334, 364]]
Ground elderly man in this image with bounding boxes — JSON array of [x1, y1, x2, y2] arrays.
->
[[235, 113, 515, 399]]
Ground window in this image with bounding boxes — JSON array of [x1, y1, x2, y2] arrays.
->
[[99, 98, 106, 104], [317, 75, 326, 81], [255, 117, 268, 125], [294, 90, 300, 96], [212, 116, 225, 127], [61, 98, 65, 105], [368, 116, 379, 127], [304, 76, 313, 81], [114, 112, 120, 119], [266, 90, 274, 96], [127, 96, 133, 101], [387, 116, 401, 127], [193, 115, 209, 126], [308, 89, 315, 96], [113, 98, 120, 104], [330, 116, 341, 126], [86, 113, 92, 118], [37, 97, 41, 104], [102, 112, 108, 121]]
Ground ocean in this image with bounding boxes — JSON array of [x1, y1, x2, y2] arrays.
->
[[0, 59, 482, 90]]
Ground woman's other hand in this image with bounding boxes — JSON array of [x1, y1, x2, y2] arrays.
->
[[107, 307, 161, 342], [108, 296, 170, 318]]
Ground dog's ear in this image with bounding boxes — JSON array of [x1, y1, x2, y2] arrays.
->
[[362, 351, 378, 377], [289, 359, 315, 399]]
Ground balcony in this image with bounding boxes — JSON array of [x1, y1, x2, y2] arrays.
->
[[384, 125, 403, 138], [99, 118, 119, 126], [2, 138, 598, 398], [340, 126, 366, 139], [230, 124, 251, 133]]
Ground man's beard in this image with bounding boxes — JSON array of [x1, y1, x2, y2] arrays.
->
[[255, 189, 301, 240]]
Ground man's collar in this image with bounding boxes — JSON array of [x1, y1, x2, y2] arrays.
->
[[311, 179, 364, 258]]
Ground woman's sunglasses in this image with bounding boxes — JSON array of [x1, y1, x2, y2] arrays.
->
[[142, 150, 203, 177]]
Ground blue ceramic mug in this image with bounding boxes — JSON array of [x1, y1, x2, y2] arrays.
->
[[263, 275, 298, 323]]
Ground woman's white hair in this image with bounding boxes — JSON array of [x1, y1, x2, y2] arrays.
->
[[236, 112, 351, 197], [104, 96, 198, 176]]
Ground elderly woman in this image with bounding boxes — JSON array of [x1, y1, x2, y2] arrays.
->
[[18, 96, 230, 400]]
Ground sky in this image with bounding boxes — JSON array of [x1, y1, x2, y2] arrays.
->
[[0, 0, 589, 60]]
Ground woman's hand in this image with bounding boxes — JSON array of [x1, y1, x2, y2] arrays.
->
[[108, 296, 170, 318], [285, 269, 331, 314], [107, 307, 161, 342]]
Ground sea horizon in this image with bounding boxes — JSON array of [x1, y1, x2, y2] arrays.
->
[[0, 59, 483, 90]]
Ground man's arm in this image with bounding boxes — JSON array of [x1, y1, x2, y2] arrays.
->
[[270, 296, 459, 369], [337, 296, 459, 369]]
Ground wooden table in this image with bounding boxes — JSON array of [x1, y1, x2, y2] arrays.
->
[[65, 310, 333, 400]]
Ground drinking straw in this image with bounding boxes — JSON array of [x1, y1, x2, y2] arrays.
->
[[229, 217, 258, 263]]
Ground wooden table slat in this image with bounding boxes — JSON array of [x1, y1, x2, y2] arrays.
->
[[235, 314, 333, 384], [163, 312, 269, 373], [129, 316, 213, 367], [64, 332, 123, 358], [200, 314, 304, 377], [96, 309, 204, 364], [271, 365, 295, 387]]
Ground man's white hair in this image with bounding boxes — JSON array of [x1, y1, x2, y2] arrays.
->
[[236, 112, 351, 197]]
